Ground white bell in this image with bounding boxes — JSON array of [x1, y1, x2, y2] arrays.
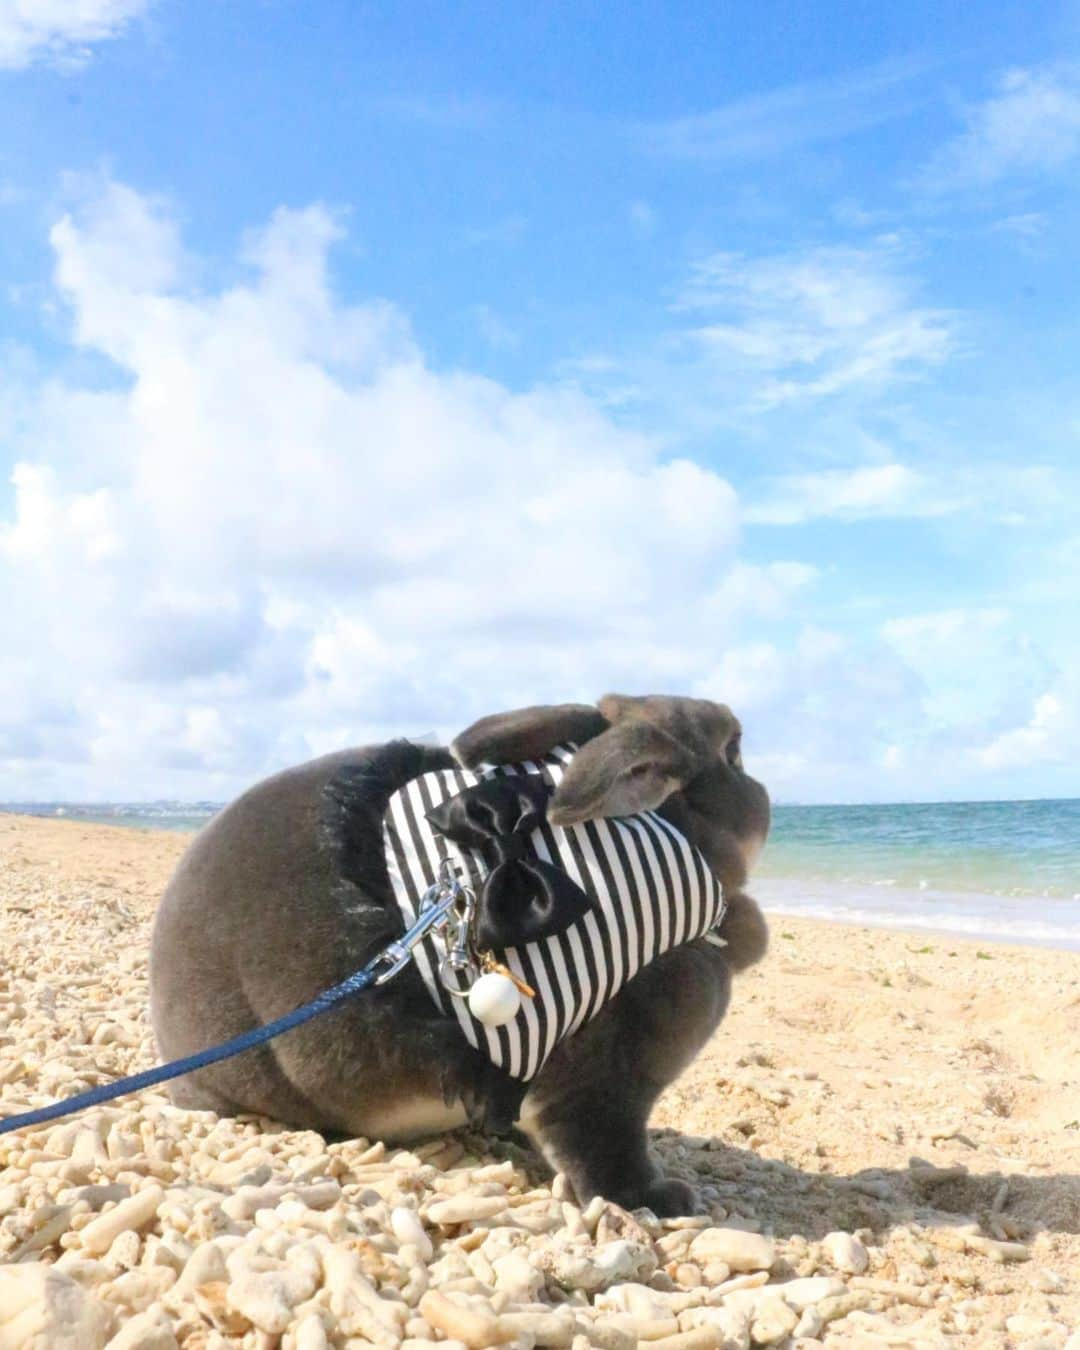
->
[[467, 971, 522, 1028]]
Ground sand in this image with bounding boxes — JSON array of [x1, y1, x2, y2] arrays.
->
[[0, 811, 1077, 1348]]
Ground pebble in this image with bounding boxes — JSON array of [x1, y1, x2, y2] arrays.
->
[[672, 1261, 704, 1288], [548, 1239, 658, 1292], [821, 1230, 869, 1275], [293, 1314, 332, 1350], [0, 1262, 111, 1349], [498, 1310, 577, 1345], [814, 1289, 873, 1325], [793, 1306, 823, 1340], [850, 1275, 932, 1307], [426, 1194, 508, 1226], [688, 1227, 776, 1273], [492, 1251, 544, 1301], [418, 1290, 500, 1347], [646, 1326, 725, 1350], [227, 1267, 319, 1333], [750, 1295, 799, 1345], [964, 1233, 1031, 1263], [102, 1304, 177, 1349], [676, 1305, 751, 1347], [391, 1206, 434, 1261], [78, 1187, 164, 1257], [769, 1276, 846, 1310], [594, 1281, 670, 1319], [550, 1173, 574, 1202]]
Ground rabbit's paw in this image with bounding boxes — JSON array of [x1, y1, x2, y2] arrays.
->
[[441, 1053, 525, 1137], [643, 1175, 699, 1218]]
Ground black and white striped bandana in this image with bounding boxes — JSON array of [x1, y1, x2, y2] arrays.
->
[[382, 745, 726, 1082]]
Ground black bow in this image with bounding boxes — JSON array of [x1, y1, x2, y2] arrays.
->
[[425, 775, 593, 949]]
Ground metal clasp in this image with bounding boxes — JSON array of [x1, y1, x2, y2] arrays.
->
[[437, 888, 481, 998], [372, 861, 464, 986]]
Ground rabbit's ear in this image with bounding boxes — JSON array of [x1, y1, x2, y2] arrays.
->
[[547, 721, 700, 826], [451, 704, 609, 770]]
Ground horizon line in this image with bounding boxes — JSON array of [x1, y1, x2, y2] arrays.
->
[[2, 794, 1078, 811]]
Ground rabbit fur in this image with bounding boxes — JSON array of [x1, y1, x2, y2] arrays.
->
[[150, 694, 770, 1214]]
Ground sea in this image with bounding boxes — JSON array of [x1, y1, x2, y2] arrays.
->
[[3, 797, 1079, 951]]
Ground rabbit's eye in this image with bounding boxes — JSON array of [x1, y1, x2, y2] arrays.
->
[[626, 762, 653, 779], [726, 735, 742, 767]]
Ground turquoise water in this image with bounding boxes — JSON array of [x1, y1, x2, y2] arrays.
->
[[753, 798, 1080, 951], [763, 798, 1080, 900], [1, 801, 220, 833], [4, 796, 1078, 948]]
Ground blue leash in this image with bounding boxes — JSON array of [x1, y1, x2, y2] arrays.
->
[[0, 880, 460, 1137]]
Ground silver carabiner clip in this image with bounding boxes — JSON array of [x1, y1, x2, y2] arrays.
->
[[372, 939, 414, 986], [372, 876, 460, 986], [437, 874, 480, 997]]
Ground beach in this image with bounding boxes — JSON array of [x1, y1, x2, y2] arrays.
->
[[1, 811, 1077, 1347]]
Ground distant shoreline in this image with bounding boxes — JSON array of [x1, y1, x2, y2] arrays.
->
[[5, 795, 1079, 811]]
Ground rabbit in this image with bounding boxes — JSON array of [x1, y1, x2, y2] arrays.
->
[[149, 693, 770, 1215]]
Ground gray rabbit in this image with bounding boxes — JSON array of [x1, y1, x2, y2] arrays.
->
[[150, 694, 770, 1215]]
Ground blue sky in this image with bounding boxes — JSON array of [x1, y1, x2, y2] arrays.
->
[[2, 1, 1079, 803]]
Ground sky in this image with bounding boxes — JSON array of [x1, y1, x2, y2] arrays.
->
[[1, 1, 1079, 805]]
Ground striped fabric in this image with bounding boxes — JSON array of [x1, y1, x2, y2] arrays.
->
[[383, 745, 726, 1082]]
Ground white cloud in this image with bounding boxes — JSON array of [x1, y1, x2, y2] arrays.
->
[[638, 60, 925, 164], [877, 607, 1070, 775], [923, 65, 1080, 190], [703, 561, 818, 620], [0, 0, 150, 69], [691, 627, 926, 801], [3, 179, 784, 796], [882, 608, 1009, 648], [677, 243, 954, 407], [881, 744, 905, 772], [3, 181, 1071, 806], [703, 621, 1073, 802], [974, 688, 1077, 770], [470, 303, 519, 350], [991, 212, 1046, 239], [746, 463, 952, 525]]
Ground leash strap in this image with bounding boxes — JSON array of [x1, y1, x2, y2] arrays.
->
[[0, 879, 461, 1137]]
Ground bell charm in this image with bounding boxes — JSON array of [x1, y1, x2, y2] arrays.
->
[[467, 971, 522, 1027]]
